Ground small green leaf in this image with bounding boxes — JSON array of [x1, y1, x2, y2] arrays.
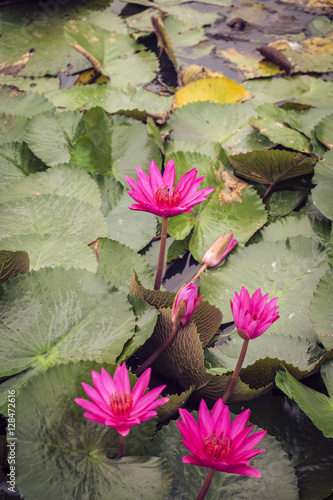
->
[[275, 368, 333, 438], [309, 266, 333, 350], [312, 150, 333, 221], [70, 107, 112, 176]]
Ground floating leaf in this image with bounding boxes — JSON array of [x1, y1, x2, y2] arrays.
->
[[0, 268, 135, 380], [173, 77, 251, 108], [0, 114, 28, 145], [65, 20, 159, 87], [312, 150, 333, 220], [315, 113, 333, 149], [166, 152, 267, 261], [0, 249, 29, 283], [0, 86, 53, 117], [70, 107, 112, 176], [250, 104, 311, 152], [228, 149, 316, 185], [146, 417, 298, 500], [246, 75, 333, 108], [216, 47, 281, 79], [309, 266, 333, 350], [15, 361, 172, 500], [269, 34, 333, 73], [97, 238, 154, 293], [168, 101, 255, 143], [275, 365, 333, 438], [0, 166, 108, 271], [24, 110, 85, 166], [0, 141, 46, 186]]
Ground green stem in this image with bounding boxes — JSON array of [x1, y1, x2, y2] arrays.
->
[[118, 435, 126, 458], [196, 468, 215, 500], [134, 323, 179, 377], [154, 217, 168, 291], [222, 337, 249, 404]]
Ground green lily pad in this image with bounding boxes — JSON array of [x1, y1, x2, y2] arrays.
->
[[97, 238, 155, 293], [245, 75, 333, 108], [24, 110, 85, 166], [276, 364, 333, 438], [0, 268, 136, 380], [15, 361, 172, 500], [0, 142, 46, 185], [229, 149, 316, 185], [146, 417, 298, 500], [312, 150, 333, 220], [166, 152, 267, 261], [0, 249, 29, 283], [0, 166, 108, 271], [250, 104, 311, 152], [0, 1, 114, 77], [168, 101, 255, 143], [64, 20, 159, 87], [265, 189, 308, 216], [0, 114, 28, 145], [316, 113, 333, 149], [0, 86, 53, 117], [309, 266, 333, 350]]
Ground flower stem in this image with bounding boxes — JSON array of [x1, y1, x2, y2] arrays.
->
[[118, 435, 126, 458], [196, 468, 215, 500], [154, 217, 168, 291], [222, 337, 249, 404], [134, 323, 179, 377], [190, 263, 208, 284]]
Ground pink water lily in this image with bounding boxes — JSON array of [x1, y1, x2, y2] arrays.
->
[[230, 287, 280, 340], [177, 398, 266, 478], [172, 283, 203, 326], [75, 363, 169, 437], [125, 158, 214, 218]]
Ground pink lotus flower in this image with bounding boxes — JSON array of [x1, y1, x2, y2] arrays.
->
[[75, 364, 169, 437], [172, 283, 203, 326], [202, 233, 237, 268], [230, 287, 280, 340], [125, 159, 214, 218], [177, 398, 266, 478]]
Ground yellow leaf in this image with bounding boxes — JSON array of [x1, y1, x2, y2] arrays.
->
[[172, 76, 251, 109]]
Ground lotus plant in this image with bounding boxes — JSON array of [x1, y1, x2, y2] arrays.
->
[[177, 398, 266, 500], [223, 287, 280, 403], [75, 363, 169, 457], [135, 283, 202, 376], [126, 159, 214, 290]]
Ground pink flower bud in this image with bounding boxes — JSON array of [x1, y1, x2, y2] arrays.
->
[[172, 284, 203, 326], [202, 233, 237, 268]]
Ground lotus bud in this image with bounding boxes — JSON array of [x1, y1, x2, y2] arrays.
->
[[202, 233, 237, 268], [172, 284, 203, 327]]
